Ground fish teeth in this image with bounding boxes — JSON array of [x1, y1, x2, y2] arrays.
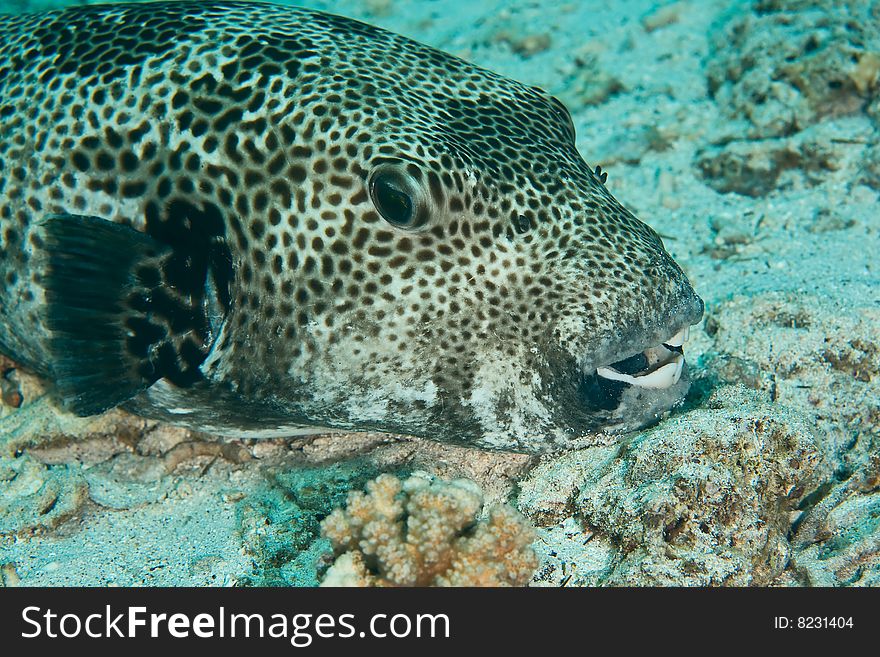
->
[[664, 326, 689, 348], [597, 354, 684, 390]]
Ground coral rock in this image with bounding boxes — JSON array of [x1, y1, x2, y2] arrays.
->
[[320, 473, 537, 586]]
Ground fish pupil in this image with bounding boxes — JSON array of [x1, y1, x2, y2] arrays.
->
[[372, 174, 414, 226]]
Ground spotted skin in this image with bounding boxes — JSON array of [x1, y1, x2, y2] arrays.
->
[[0, 1, 703, 451]]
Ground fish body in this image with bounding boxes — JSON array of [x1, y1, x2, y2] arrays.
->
[[0, 1, 703, 451]]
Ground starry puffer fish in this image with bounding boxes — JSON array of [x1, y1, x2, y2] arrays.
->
[[0, 1, 704, 452]]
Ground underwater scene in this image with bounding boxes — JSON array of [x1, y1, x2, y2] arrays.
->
[[0, 0, 877, 587]]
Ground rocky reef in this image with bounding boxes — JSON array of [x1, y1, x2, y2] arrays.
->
[[699, 0, 880, 196]]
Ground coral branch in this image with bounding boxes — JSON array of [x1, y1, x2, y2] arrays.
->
[[320, 473, 537, 587]]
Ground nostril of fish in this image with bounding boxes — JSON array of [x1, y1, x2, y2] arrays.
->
[[512, 214, 531, 234]]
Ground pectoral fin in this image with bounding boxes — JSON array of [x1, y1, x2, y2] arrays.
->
[[34, 213, 217, 416]]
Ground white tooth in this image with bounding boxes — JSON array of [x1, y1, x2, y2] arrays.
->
[[597, 366, 636, 384], [665, 327, 688, 347], [597, 354, 684, 390], [632, 358, 682, 389]]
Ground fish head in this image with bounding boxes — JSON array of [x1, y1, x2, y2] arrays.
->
[[197, 12, 704, 450]]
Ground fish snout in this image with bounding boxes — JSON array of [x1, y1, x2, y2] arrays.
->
[[569, 253, 704, 429]]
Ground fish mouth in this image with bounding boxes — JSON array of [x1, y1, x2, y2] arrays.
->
[[577, 325, 693, 424], [595, 325, 689, 391]]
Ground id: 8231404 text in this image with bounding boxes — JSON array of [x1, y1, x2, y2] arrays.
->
[[774, 617, 853, 629]]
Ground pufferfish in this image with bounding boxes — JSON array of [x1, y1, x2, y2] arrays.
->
[[0, 1, 703, 452]]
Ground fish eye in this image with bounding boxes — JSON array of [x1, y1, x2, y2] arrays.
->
[[369, 164, 429, 229]]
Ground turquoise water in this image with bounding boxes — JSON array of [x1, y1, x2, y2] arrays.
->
[[0, 0, 877, 586]]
